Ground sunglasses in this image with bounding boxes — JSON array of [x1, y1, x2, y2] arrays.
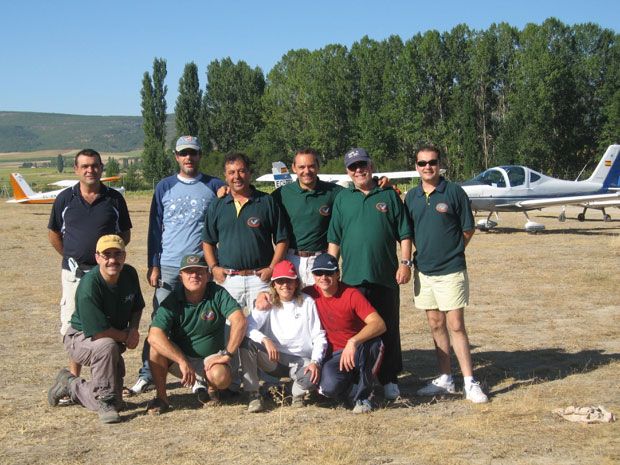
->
[[346, 161, 368, 172], [177, 149, 199, 157], [312, 270, 335, 277], [416, 159, 439, 167]]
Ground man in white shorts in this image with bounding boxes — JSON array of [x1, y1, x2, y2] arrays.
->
[[404, 145, 488, 404]]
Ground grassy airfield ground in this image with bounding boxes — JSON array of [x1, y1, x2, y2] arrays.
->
[[0, 195, 618, 465]]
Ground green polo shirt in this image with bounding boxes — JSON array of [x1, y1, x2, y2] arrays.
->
[[404, 178, 474, 276], [151, 282, 241, 358], [328, 184, 411, 289], [71, 264, 145, 338], [272, 180, 343, 251], [201, 187, 289, 270]]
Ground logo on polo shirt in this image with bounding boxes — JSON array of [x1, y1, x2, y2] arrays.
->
[[436, 203, 449, 213], [376, 202, 388, 212], [319, 205, 331, 216], [124, 293, 135, 304], [201, 310, 215, 321], [247, 217, 261, 227]]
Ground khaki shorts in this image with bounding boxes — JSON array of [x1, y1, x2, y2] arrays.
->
[[414, 269, 469, 311], [168, 350, 231, 385]]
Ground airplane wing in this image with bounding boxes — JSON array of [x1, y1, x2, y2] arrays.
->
[[48, 180, 78, 187], [513, 192, 620, 209], [256, 170, 420, 183]]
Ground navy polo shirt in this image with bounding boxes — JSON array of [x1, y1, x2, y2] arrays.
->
[[48, 183, 132, 270], [404, 178, 474, 275]]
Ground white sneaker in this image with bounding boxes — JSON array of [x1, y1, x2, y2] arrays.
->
[[129, 378, 155, 395], [464, 381, 489, 403], [416, 377, 456, 396], [383, 382, 400, 400]]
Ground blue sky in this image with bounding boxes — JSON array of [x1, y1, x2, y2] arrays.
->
[[1, 0, 618, 116]]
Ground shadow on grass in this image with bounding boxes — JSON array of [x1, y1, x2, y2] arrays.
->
[[400, 347, 620, 400]]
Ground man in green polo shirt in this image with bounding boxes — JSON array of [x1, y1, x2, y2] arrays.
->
[[327, 147, 412, 400], [146, 254, 246, 414], [47, 235, 144, 424], [272, 148, 343, 286], [404, 145, 488, 404]]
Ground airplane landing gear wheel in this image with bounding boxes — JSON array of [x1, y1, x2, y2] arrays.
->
[[577, 213, 585, 222], [604, 214, 611, 222], [558, 212, 566, 222]]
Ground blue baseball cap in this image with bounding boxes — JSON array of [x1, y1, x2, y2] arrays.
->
[[311, 253, 339, 273], [176, 136, 202, 152], [344, 147, 371, 169]]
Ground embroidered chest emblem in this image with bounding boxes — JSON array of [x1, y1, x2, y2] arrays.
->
[[436, 203, 449, 213], [201, 310, 215, 321], [319, 205, 331, 216], [247, 217, 261, 227], [376, 202, 388, 212]]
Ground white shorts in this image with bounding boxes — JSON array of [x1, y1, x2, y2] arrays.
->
[[414, 269, 469, 311]]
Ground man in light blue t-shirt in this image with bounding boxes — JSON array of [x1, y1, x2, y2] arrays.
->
[[127, 136, 227, 395]]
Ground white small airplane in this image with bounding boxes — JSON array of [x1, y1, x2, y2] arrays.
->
[[460, 145, 620, 232], [7, 172, 125, 204], [257, 161, 420, 188]]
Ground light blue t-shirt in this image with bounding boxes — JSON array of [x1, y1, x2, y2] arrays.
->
[[148, 173, 227, 268]]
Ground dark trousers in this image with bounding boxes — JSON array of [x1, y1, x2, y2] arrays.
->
[[319, 337, 384, 402], [356, 283, 401, 385]]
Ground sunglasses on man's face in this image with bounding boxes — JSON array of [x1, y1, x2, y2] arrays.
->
[[416, 159, 439, 167], [177, 149, 199, 157], [313, 270, 335, 277]]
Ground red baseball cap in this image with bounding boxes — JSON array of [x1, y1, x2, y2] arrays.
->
[[271, 260, 298, 280]]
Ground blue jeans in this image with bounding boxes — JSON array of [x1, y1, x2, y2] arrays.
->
[[319, 337, 384, 402], [138, 265, 180, 381]]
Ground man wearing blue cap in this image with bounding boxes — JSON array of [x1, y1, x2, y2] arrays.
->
[[128, 136, 227, 395], [327, 148, 412, 401]]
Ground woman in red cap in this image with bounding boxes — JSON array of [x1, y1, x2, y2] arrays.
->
[[239, 260, 327, 412]]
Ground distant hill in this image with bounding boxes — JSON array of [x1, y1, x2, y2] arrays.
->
[[0, 111, 176, 153]]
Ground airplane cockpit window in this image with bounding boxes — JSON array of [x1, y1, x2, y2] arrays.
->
[[473, 169, 506, 187], [505, 166, 526, 187], [530, 172, 541, 183]]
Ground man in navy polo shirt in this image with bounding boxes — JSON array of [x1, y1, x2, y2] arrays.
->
[[48, 149, 132, 378], [404, 145, 488, 403]]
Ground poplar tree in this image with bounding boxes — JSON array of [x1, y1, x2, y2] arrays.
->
[[174, 62, 202, 139], [141, 58, 170, 184]]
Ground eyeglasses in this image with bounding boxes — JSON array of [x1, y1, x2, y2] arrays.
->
[[416, 159, 439, 167], [312, 270, 335, 277], [97, 251, 125, 260], [273, 278, 296, 285], [346, 161, 368, 172], [177, 149, 199, 157]]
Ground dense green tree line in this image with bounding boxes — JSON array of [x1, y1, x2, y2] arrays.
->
[[142, 19, 620, 184]]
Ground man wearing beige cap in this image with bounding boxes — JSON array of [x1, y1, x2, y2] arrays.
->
[[146, 254, 246, 414], [47, 235, 144, 424]]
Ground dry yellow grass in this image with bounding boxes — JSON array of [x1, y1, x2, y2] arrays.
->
[[0, 197, 618, 465]]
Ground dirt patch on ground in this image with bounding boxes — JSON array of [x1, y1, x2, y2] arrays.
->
[[0, 197, 618, 465]]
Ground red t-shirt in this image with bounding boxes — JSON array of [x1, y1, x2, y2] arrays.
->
[[304, 283, 376, 352]]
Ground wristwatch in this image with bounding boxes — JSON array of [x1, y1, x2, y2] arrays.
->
[[219, 348, 234, 358], [400, 259, 413, 267]]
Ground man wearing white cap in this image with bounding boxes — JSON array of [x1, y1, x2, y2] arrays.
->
[[129, 136, 227, 395], [48, 235, 144, 424]]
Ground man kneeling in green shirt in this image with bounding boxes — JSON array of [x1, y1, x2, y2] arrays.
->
[[48, 234, 145, 424], [146, 254, 246, 414]]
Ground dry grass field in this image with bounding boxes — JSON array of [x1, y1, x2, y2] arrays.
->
[[0, 195, 618, 465]]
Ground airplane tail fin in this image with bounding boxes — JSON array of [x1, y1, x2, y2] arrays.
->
[[271, 162, 294, 188], [9, 173, 35, 200], [587, 145, 620, 188]]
